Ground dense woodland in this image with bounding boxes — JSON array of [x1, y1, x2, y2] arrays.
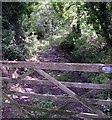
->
[[1, 2, 112, 119]]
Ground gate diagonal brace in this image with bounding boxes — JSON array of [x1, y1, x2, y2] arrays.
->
[[35, 69, 107, 118]]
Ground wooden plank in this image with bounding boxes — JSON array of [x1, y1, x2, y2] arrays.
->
[[6, 90, 72, 101], [2, 77, 111, 90], [18, 69, 34, 79], [1, 61, 107, 72], [6, 90, 112, 106], [81, 80, 111, 98], [93, 99, 112, 106], [35, 69, 107, 117], [78, 113, 110, 119], [81, 90, 99, 98]]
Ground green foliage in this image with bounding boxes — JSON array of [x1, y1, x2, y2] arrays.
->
[[2, 2, 112, 61], [56, 72, 71, 82], [27, 98, 56, 118], [2, 2, 34, 24], [2, 3, 36, 60], [81, 72, 109, 84], [2, 29, 30, 60], [68, 35, 106, 63], [71, 47, 104, 63], [85, 2, 112, 46], [59, 31, 81, 53], [59, 39, 74, 53]]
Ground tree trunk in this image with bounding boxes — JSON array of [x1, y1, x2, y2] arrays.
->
[[88, 3, 112, 46], [13, 21, 26, 45]]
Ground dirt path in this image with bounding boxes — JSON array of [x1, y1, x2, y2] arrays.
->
[[37, 46, 69, 63]]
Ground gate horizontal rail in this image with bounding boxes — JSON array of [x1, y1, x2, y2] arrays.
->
[[2, 77, 111, 90], [1, 61, 112, 72]]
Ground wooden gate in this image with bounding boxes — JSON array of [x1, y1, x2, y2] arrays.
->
[[1, 61, 112, 119]]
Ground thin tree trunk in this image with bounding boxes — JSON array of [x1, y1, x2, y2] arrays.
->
[[13, 21, 26, 45]]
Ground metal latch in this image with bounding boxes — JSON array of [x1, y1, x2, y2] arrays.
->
[[102, 66, 112, 73]]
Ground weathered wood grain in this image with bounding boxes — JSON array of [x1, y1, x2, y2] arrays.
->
[[2, 77, 110, 90], [6, 90, 112, 106], [1, 61, 107, 72]]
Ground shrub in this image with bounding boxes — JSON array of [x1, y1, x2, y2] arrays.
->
[[2, 29, 31, 60]]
